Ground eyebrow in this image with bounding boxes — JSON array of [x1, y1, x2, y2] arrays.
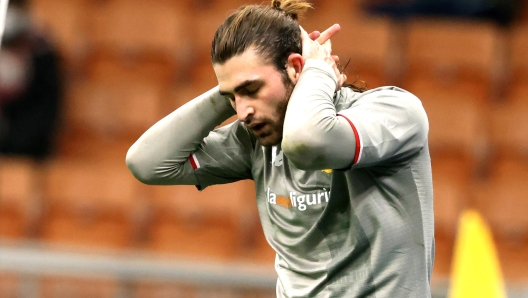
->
[[219, 79, 261, 96]]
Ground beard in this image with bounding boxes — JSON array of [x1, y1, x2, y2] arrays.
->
[[248, 75, 294, 147]]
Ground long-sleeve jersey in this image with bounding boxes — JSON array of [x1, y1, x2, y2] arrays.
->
[[127, 60, 434, 298]]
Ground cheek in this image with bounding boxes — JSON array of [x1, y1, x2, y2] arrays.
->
[[269, 83, 288, 100], [264, 84, 289, 107]]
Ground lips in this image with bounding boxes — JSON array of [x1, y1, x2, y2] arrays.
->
[[251, 123, 265, 131], [246, 122, 268, 136]]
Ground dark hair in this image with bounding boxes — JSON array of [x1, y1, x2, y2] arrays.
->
[[211, 0, 366, 92], [339, 59, 368, 92], [211, 0, 310, 72]]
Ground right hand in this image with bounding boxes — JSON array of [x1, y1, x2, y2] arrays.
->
[[302, 25, 347, 90]]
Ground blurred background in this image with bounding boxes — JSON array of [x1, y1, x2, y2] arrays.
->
[[1, 0, 528, 297]]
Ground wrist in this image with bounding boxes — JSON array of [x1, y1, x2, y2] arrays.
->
[[302, 59, 338, 82], [191, 86, 236, 125], [211, 87, 237, 120]]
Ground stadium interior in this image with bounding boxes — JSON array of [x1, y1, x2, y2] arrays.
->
[[1, 0, 528, 297]]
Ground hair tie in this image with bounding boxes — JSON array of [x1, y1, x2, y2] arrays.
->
[[271, 0, 298, 20], [272, 1, 283, 11]]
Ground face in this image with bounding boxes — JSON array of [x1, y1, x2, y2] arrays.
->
[[214, 48, 294, 147]]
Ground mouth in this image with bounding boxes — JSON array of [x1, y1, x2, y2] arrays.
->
[[249, 123, 266, 133]]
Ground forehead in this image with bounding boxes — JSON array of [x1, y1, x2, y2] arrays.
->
[[213, 48, 280, 92]]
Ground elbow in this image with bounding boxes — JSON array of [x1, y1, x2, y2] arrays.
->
[[125, 146, 157, 185]]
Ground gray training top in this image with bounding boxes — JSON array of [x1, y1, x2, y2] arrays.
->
[[127, 60, 435, 298]]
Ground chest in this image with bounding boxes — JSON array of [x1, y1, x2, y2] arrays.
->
[[253, 146, 332, 213]]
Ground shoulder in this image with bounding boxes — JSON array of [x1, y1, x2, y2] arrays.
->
[[212, 120, 257, 148], [336, 86, 425, 117], [337, 86, 421, 105], [362, 86, 421, 104], [337, 86, 429, 134]]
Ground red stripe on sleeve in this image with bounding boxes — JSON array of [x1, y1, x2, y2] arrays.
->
[[189, 154, 198, 169], [337, 114, 361, 165]]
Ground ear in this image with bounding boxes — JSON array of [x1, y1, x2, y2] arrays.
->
[[285, 53, 304, 84]]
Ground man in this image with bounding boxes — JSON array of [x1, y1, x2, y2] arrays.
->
[[127, 0, 434, 297], [0, 0, 62, 160]]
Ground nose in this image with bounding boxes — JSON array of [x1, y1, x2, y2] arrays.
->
[[235, 96, 255, 123]]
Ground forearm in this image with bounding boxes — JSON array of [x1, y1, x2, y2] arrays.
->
[[282, 60, 356, 170], [126, 86, 235, 184]]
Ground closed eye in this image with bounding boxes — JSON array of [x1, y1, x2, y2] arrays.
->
[[241, 83, 262, 96], [219, 79, 263, 100], [241, 87, 259, 97]]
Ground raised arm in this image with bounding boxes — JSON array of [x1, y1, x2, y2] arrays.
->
[[282, 25, 357, 170], [282, 25, 428, 171], [126, 86, 235, 185]]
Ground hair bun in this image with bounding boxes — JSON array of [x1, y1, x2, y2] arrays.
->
[[270, 0, 312, 20], [272, 0, 289, 18]]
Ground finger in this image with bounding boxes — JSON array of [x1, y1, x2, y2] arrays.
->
[[299, 26, 312, 55], [337, 74, 347, 91], [334, 63, 341, 80], [322, 39, 332, 54], [332, 55, 340, 62], [333, 62, 342, 84], [308, 30, 320, 41], [326, 56, 340, 81], [335, 71, 343, 91], [299, 26, 310, 40], [316, 23, 341, 44]]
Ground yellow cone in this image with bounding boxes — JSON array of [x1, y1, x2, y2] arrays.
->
[[448, 210, 507, 298]]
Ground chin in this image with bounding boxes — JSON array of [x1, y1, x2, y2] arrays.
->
[[258, 135, 282, 147]]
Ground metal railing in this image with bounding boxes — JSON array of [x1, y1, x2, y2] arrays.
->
[[0, 240, 276, 297], [1, 240, 528, 298]]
